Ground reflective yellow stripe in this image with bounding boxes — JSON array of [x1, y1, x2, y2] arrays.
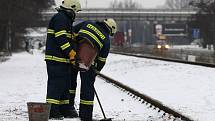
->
[[61, 42, 70, 50], [46, 99, 69, 104], [46, 99, 60, 104], [60, 100, 69, 104], [87, 24, 106, 40], [48, 29, 71, 38], [48, 29, 55, 34], [66, 33, 72, 38], [98, 57, 106, 62], [45, 55, 70, 63], [69, 90, 76, 94], [55, 30, 67, 37], [80, 99, 94, 105], [79, 29, 103, 49]]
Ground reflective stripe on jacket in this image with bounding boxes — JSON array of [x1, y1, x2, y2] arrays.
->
[[45, 10, 75, 63], [45, 55, 70, 63], [73, 21, 111, 71]]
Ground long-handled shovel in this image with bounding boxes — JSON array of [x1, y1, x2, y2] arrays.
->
[[94, 87, 112, 121]]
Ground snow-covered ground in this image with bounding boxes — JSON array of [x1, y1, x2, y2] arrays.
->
[[0, 51, 215, 121], [103, 53, 215, 121]]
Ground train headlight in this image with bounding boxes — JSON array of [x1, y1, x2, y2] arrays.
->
[[165, 45, 169, 49], [157, 45, 162, 49]]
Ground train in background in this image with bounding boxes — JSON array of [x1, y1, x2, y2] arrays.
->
[[111, 23, 191, 49], [112, 31, 169, 50], [154, 34, 169, 50], [112, 32, 125, 46]]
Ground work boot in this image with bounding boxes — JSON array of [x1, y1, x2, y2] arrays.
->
[[49, 104, 64, 120], [61, 108, 78, 118], [79, 104, 94, 121], [80, 117, 92, 121], [80, 118, 101, 121], [60, 105, 78, 118]]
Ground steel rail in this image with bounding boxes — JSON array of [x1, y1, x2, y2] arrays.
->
[[111, 51, 215, 68], [96, 72, 193, 121]]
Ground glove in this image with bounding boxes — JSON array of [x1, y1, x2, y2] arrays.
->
[[69, 49, 77, 65]]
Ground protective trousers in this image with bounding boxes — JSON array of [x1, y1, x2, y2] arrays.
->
[[69, 67, 96, 120], [46, 61, 71, 113], [69, 66, 78, 108]]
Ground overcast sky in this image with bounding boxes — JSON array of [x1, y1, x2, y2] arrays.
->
[[55, 0, 166, 8]]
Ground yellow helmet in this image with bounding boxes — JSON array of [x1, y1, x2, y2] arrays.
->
[[104, 18, 117, 36], [61, 0, 81, 12]]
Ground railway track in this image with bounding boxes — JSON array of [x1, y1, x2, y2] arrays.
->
[[111, 51, 215, 68], [96, 72, 193, 121]]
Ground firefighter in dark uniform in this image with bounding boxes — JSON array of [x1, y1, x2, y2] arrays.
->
[[45, 0, 81, 120], [69, 18, 117, 121]]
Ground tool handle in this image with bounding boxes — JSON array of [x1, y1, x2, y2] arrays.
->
[[94, 87, 107, 119]]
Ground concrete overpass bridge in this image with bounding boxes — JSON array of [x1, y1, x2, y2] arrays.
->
[[42, 8, 197, 22], [40, 8, 198, 45]]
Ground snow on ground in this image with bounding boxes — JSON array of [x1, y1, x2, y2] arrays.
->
[[103, 54, 215, 121], [0, 51, 47, 120], [0, 51, 215, 121]]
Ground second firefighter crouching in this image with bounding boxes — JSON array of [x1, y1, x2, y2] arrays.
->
[[68, 18, 117, 121]]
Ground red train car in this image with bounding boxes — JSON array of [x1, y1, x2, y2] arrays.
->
[[112, 32, 125, 46]]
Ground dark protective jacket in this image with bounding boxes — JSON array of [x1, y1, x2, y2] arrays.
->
[[73, 20, 111, 71], [45, 10, 76, 63]]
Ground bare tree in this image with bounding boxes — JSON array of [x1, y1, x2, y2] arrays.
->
[[0, 0, 53, 52], [109, 0, 141, 9], [165, 0, 193, 9]]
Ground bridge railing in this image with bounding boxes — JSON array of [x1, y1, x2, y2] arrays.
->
[[42, 8, 197, 21], [43, 8, 197, 15]]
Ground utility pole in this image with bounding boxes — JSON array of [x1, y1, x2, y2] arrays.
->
[[85, 0, 88, 8]]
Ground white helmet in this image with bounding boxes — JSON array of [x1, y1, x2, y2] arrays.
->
[[104, 18, 117, 36], [61, 0, 81, 12]]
